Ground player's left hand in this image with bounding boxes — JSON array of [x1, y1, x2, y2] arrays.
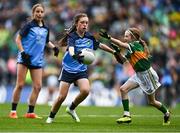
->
[[99, 29, 111, 40], [111, 43, 120, 53], [53, 46, 59, 57]]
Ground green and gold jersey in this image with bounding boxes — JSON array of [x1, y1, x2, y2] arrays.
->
[[125, 41, 151, 72]]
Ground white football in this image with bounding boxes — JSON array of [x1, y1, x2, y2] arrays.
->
[[81, 48, 95, 65]]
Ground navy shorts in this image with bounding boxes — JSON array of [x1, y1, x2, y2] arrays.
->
[[59, 69, 88, 84], [18, 63, 42, 69]]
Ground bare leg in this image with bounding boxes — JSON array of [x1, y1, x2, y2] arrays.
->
[[147, 93, 162, 108], [29, 68, 42, 106], [119, 80, 138, 116], [116, 80, 138, 123], [147, 93, 169, 114], [12, 64, 28, 105], [51, 81, 71, 113], [147, 93, 170, 125], [72, 78, 90, 107], [9, 64, 28, 118], [120, 80, 138, 100]]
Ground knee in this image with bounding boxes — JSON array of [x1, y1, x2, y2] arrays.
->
[[57, 94, 66, 103], [16, 83, 24, 90], [120, 86, 128, 94], [148, 100, 156, 106], [33, 84, 42, 93]]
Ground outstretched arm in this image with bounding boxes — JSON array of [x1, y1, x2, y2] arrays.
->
[[98, 43, 114, 54], [111, 37, 129, 49], [99, 43, 126, 64], [99, 29, 129, 49]]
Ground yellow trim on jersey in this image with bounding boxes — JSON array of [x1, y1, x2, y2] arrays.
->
[[129, 51, 148, 67]]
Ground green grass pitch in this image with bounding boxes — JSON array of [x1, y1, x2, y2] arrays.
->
[[0, 103, 180, 132]]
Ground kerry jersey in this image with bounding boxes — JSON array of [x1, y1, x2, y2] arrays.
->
[[62, 31, 99, 73], [125, 41, 151, 72], [17, 19, 49, 67]]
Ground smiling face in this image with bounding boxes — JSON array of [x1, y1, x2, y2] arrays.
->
[[32, 5, 45, 22], [124, 28, 141, 43], [76, 16, 89, 34], [124, 30, 133, 43]]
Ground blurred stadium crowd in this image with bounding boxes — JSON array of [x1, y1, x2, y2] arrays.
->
[[0, 0, 180, 107]]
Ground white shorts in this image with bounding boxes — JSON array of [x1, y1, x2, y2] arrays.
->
[[128, 67, 161, 95]]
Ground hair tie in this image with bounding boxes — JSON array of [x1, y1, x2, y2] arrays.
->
[[127, 30, 137, 40]]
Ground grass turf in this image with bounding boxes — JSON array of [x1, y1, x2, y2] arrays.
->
[[0, 103, 180, 132]]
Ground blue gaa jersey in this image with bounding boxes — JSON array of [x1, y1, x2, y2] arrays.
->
[[63, 31, 99, 73], [17, 19, 49, 67]]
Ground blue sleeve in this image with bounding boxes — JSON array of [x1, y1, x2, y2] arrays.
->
[[92, 36, 99, 50], [67, 35, 75, 47], [19, 22, 31, 37]]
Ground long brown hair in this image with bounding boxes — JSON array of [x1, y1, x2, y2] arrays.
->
[[58, 13, 88, 47], [128, 27, 150, 56]]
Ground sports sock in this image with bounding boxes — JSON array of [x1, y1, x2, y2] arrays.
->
[[122, 99, 129, 112], [49, 111, 56, 118], [124, 111, 130, 116], [12, 103, 18, 111], [69, 102, 77, 110], [158, 104, 168, 114], [27, 105, 34, 113]]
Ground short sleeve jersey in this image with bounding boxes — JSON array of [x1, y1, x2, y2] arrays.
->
[[17, 19, 49, 67], [125, 41, 151, 72], [62, 31, 99, 73]]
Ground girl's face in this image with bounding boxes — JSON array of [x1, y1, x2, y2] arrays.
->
[[33, 6, 44, 22], [76, 16, 89, 33], [124, 30, 133, 43]]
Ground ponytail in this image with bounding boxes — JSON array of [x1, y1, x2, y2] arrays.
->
[[139, 39, 150, 57], [58, 25, 76, 47], [128, 27, 150, 58]]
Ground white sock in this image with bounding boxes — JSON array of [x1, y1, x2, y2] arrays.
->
[[124, 111, 130, 116], [165, 111, 170, 116]]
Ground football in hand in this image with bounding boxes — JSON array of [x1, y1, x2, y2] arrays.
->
[[80, 48, 95, 65]]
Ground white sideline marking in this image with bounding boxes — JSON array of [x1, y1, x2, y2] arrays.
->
[[42, 114, 180, 118]]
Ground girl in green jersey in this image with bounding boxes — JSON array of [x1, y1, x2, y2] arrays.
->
[[99, 27, 170, 125]]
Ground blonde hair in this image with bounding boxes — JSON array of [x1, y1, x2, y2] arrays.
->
[[58, 13, 88, 47], [127, 27, 141, 41]]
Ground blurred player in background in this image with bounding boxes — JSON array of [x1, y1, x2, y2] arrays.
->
[[46, 13, 116, 123], [99, 27, 170, 125], [9, 3, 59, 119]]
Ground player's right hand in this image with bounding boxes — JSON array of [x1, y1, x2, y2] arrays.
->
[[113, 52, 126, 64], [53, 46, 59, 57], [72, 51, 84, 64], [21, 51, 31, 65]]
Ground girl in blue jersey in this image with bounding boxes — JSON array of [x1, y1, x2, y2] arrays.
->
[[46, 13, 116, 123], [9, 3, 59, 119]]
